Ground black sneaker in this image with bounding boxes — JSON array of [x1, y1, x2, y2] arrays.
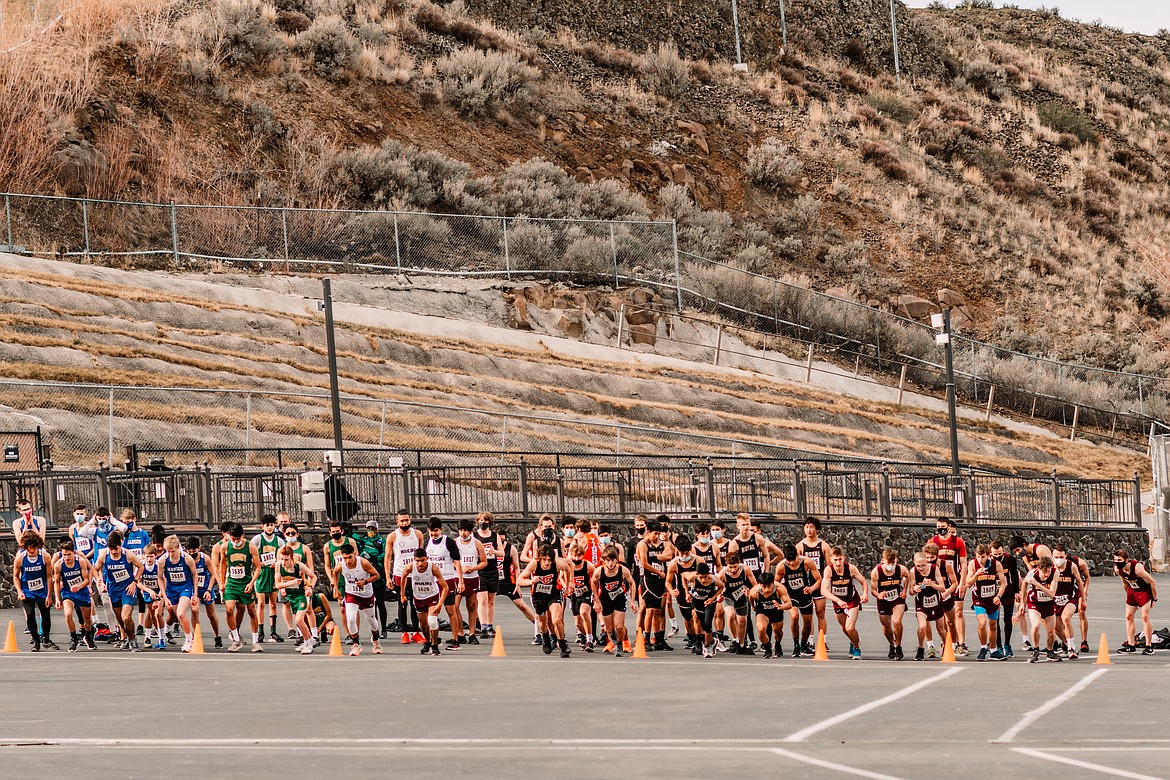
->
[[429, 644, 441, 656], [735, 645, 755, 656], [421, 643, 432, 655], [1143, 645, 1155, 656], [83, 632, 97, 650], [288, 629, 298, 640], [41, 638, 60, 651], [895, 646, 904, 661], [1118, 643, 1137, 654], [576, 632, 586, 646], [655, 641, 675, 652], [214, 636, 223, 649], [748, 641, 758, 652], [532, 635, 543, 646], [68, 634, 79, 653], [294, 637, 303, 647], [801, 641, 814, 655], [914, 647, 925, 661], [1030, 649, 1041, 663], [456, 635, 466, 645], [542, 639, 553, 655], [445, 639, 460, 650], [887, 644, 896, 659], [762, 644, 773, 659], [559, 641, 571, 658], [1079, 640, 1090, 654], [271, 632, 285, 643], [467, 635, 480, 645], [1046, 649, 1063, 662], [792, 644, 802, 658], [136, 626, 144, 636]]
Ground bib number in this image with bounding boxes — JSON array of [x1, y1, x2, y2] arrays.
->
[[112, 568, 130, 583], [831, 585, 847, 597], [922, 594, 939, 609], [980, 584, 996, 599], [197, 574, 207, 589], [882, 589, 899, 601], [67, 575, 84, 591], [76, 538, 92, 553], [535, 581, 553, 595], [260, 552, 276, 566], [26, 577, 44, 592], [229, 565, 245, 579], [1054, 594, 1069, 607], [168, 569, 186, 583]]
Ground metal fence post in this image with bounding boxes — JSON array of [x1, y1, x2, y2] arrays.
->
[[108, 389, 115, 466], [1069, 405, 1080, 441], [879, 465, 892, 521], [245, 393, 252, 465], [610, 223, 619, 286], [170, 202, 180, 264], [401, 468, 413, 516], [4, 193, 12, 248], [1051, 470, 1061, 525], [615, 472, 627, 518], [1132, 471, 1142, 526], [377, 401, 387, 465], [518, 457, 530, 518], [393, 212, 402, 270], [81, 197, 90, 256], [501, 217, 511, 280], [965, 472, 977, 519], [616, 303, 626, 346], [98, 464, 111, 510], [281, 208, 290, 270], [671, 220, 682, 309], [713, 325, 723, 366], [748, 478, 758, 514], [705, 458, 717, 517], [793, 464, 806, 518], [556, 470, 566, 516], [501, 414, 508, 455]]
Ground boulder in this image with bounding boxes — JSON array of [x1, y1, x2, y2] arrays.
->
[[630, 287, 656, 305], [558, 311, 585, 338], [624, 307, 656, 326], [892, 295, 938, 320], [574, 166, 595, 184], [509, 295, 533, 331], [629, 323, 657, 346], [521, 284, 554, 309], [937, 288, 967, 308]]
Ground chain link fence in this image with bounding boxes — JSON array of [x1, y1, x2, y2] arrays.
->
[[4, 192, 1166, 440]]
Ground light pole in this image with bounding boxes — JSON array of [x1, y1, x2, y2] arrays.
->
[[322, 279, 344, 458], [731, 0, 745, 67], [931, 309, 961, 476], [889, 0, 902, 86]]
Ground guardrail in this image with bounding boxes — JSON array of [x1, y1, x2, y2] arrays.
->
[[0, 456, 1142, 528]]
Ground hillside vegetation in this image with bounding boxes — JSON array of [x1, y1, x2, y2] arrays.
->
[[3, 0, 1170, 384]]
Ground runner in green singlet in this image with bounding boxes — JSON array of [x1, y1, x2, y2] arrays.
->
[[220, 523, 262, 653], [251, 515, 285, 643], [279, 523, 314, 640], [322, 520, 357, 600], [275, 545, 318, 654]]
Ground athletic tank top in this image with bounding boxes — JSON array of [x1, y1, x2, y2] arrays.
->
[[70, 525, 93, 558], [312, 593, 329, 623], [930, 534, 964, 572], [642, 542, 666, 580], [279, 564, 305, 598], [499, 543, 517, 588], [673, 556, 696, 597], [474, 529, 502, 578], [531, 560, 561, 598], [571, 560, 591, 597], [782, 559, 815, 597], [722, 567, 748, 602], [193, 553, 211, 591], [163, 553, 191, 588], [1120, 561, 1152, 595], [735, 535, 762, 572], [141, 562, 160, 592], [103, 549, 133, 591], [251, 533, 281, 570], [598, 565, 626, 602], [340, 557, 373, 598], [690, 577, 717, 604], [914, 564, 941, 611], [873, 564, 904, 604], [1029, 568, 1055, 603], [693, 543, 717, 571], [754, 586, 785, 613], [1054, 563, 1078, 600], [971, 562, 1000, 608], [226, 540, 253, 584], [285, 542, 308, 568], [123, 528, 149, 560], [92, 523, 116, 561], [19, 551, 48, 598], [827, 566, 857, 603], [800, 540, 825, 571], [392, 530, 420, 577], [455, 536, 480, 581], [409, 563, 440, 600], [425, 534, 457, 580], [60, 556, 89, 598]]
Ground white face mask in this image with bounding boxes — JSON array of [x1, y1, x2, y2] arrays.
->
[[678, 555, 692, 562], [598, 536, 611, 545], [882, 563, 896, 573], [1053, 557, 1066, 567], [711, 530, 723, 540]]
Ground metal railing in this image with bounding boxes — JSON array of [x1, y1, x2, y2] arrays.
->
[[3, 191, 1167, 442], [0, 455, 1143, 528]]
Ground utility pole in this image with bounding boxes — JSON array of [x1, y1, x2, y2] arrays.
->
[[890, 0, 902, 86], [932, 310, 961, 476], [322, 279, 344, 457], [731, 0, 745, 67]]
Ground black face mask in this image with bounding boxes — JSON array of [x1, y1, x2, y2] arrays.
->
[[936, 527, 948, 534], [1115, 561, 1125, 570], [330, 531, 342, 540], [635, 528, 646, 535], [479, 523, 490, 530]]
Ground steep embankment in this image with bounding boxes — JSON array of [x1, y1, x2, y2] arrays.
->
[[0, 253, 1145, 478]]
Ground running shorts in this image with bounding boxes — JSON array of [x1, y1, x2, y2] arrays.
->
[[600, 596, 627, 616], [344, 592, 375, 610], [1126, 590, 1152, 608], [972, 604, 1000, 621], [876, 598, 905, 617], [724, 595, 749, 617], [224, 585, 255, 605], [443, 579, 458, 607], [832, 598, 861, 615], [287, 593, 308, 613], [255, 568, 276, 594], [460, 577, 479, 600], [570, 593, 593, 616]]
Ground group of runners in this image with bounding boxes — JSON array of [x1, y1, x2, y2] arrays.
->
[[9, 499, 1161, 661]]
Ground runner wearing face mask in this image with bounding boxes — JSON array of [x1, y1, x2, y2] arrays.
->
[[1114, 549, 1158, 655], [967, 544, 1007, 661], [323, 520, 358, 606], [10, 499, 47, 543], [870, 548, 909, 660], [797, 517, 832, 653], [1050, 545, 1085, 658], [709, 521, 728, 642], [929, 518, 969, 656], [1053, 543, 1092, 654], [279, 524, 313, 642], [473, 512, 502, 639], [990, 540, 1021, 657], [385, 511, 426, 645], [777, 543, 822, 657], [624, 516, 648, 640], [523, 515, 560, 565], [560, 518, 579, 558], [666, 537, 700, 652]]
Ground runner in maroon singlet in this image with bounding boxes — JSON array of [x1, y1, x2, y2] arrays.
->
[[821, 546, 868, 660], [910, 552, 948, 661], [1113, 549, 1158, 655], [966, 544, 1007, 661], [870, 548, 909, 660], [1022, 556, 1062, 663], [1051, 546, 1085, 659]]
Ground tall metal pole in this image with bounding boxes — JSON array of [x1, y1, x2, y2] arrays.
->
[[943, 308, 960, 476], [778, 0, 788, 48], [731, 0, 744, 65], [322, 279, 344, 454], [889, 0, 902, 86]]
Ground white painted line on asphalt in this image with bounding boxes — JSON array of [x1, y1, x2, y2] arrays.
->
[[782, 667, 963, 743], [1054, 748, 1170, 753], [1012, 748, 1166, 779], [994, 669, 1109, 744], [0, 738, 789, 747], [768, 748, 907, 780]]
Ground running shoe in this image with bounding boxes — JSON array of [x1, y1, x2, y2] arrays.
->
[[622, 639, 632, 653], [84, 633, 97, 651], [214, 637, 223, 649], [977, 647, 988, 661], [155, 640, 166, 651], [1143, 645, 1155, 656], [294, 637, 303, 647], [956, 644, 969, 657], [251, 642, 264, 653], [421, 643, 431, 655], [604, 641, 615, 654], [735, 644, 754, 656], [792, 645, 802, 658], [1022, 639, 1034, 652], [41, 638, 60, 650], [989, 649, 1005, 660], [887, 644, 896, 659], [762, 644, 773, 659], [350, 643, 362, 656], [576, 632, 586, 646], [129, 640, 141, 652], [749, 641, 758, 652], [372, 640, 383, 654], [271, 632, 285, 643], [895, 646, 904, 661], [288, 629, 298, 640], [429, 644, 441, 656], [585, 641, 594, 653], [851, 648, 862, 660], [654, 640, 675, 652], [445, 639, 460, 651], [926, 644, 938, 659], [715, 638, 730, 653], [136, 626, 144, 636], [701, 644, 712, 658], [668, 622, 680, 638], [542, 639, 553, 655], [1067, 649, 1078, 660], [300, 641, 314, 655], [1117, 642, 1137, 653], [1045, 649, 1063, 662], [401, 632, 411, 645], [801, 641, 814, 655], [614, 646, 624, 658], [1029, 649, 1041, 663], [1005, 644, 1014, 658], [181, 642, 192, 654], [68, 635, 79, 653], [1079, 640, 1090, 654], [456, 635, 466, 645], [467, 635, 480, 645], [532, 635, 543, 646], [228, 639, 243, 652], [914, 647, 925, 661], [559, 641, 571, 658], [412, 632, 426, 644]]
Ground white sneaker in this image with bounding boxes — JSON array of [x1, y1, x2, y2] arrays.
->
[[715, 638, 729, 653], [228, 640, 243, 653], [927, 645, 938, 658], [668, 622, 680, 638], [300, 641, 314, 655], [350, 643, 362, 657], [251, 642, 264, 653], [181, 642, 192, 654]]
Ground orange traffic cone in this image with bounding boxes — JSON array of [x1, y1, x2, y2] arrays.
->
[[941, 631, 957, 663], [3, 621, 18, 653], [490, 629, 506, 657], [1094, 632, 1113, 665], [813, 630, 829, 661], [632, 629, 648, 658], [190, 624, 205, 654], [329, 628, 344, 656]]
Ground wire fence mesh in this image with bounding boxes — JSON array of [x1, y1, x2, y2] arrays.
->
[[3, 192, 1166, 440]]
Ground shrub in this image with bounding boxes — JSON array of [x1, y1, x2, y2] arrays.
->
[[865, 92, 918, 124], [962, 59, 1008, 100], [563, 234, 612, 276], [198, 0, 286, 68], [324, 139, 470, 208], [1037, 102, 1096, 144], [489, 158, 581, 218], [858, 141, 911, 181], [579, 42, 638, 74], [736, 244, 774, 273], [506, 219, 557, 270], [822, 240, 867, 276], [744, 138, 803, 192], [579, 179, 651, 221], [640, 42, 689, 100], [773, 193, 821, 235], [294, 14, 362, 80], [275, 10, 311, 33], [436, 48, 540, 117]]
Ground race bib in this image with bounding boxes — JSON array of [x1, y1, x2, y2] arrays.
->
[[729, 585, 745, 600], [67, 575, 84, 591], [922, 594, 939, 609], [1034, 589, 1052, 602], [882, 589, 899, 601], [168, 569, 186, 583], [229, 565, 245, 579], [1054, 594, 1069, 607], [197, 574, 207, 589], [26, 577, 44, 592], [260, 551, 276, 566], [75, 537, 92, 553], [535, 581, 553, 594], [980, 584, 996, 598], [112, 568, 130, 583], [831, 585, 847, 597], [744, 559, 760, 571]]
